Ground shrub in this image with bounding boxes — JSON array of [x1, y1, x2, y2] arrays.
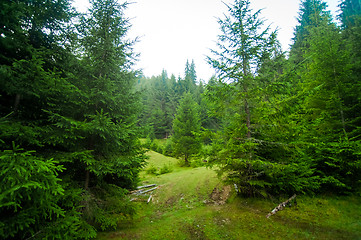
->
[[150, 142, 163, 154], [190, 158, 207, 168], [162, 140, 174, 156], [143, 138, 153, 149], [159, 163, 173, 174], [146, 165, 158, 175]]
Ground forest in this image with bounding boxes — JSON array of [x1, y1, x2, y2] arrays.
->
[[0, 0, 360, 239]]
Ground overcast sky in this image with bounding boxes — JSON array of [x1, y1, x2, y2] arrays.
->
[[72, 0, 340, 81]]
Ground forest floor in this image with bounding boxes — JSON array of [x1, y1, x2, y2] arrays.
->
[[97, 151, 361, 240]]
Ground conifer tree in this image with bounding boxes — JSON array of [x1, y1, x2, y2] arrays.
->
[[172, 93, 201, 165], [339, 0, 361, 140], [41, 0, 145, 230], [289, 0, 330, 63], [339, 0, 361, 28], [208, 0, 274, 139], [286, 0, 361, 193], [56, 0, 144, 194], [0, 0, 98, 239], [206, 0, 321, 197]]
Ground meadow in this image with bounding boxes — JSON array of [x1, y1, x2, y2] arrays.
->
[[97, 151, 361, 240]]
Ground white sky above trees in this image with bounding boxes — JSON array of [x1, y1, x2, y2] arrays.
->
[[73, 0, 340, 81]]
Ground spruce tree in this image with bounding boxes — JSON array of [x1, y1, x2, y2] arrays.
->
[[289, 0, 330, 64], [207, 0, 274, 139], [41, 0, 145, 230], [340, 0, 361, 141], [0, 0, 98, 239], [172, 93, 201, 165], [206, 0, 321, 196], [64, 0, 144, 189], [339, 0, 361, 28], [286, 0, 361, 193]]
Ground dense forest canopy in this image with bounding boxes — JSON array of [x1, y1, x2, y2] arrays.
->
[[0, 0, 360, 239]]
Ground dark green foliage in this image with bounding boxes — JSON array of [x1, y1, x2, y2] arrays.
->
[[206, 0, 303, 196], [205, 0, 361, 197], [137, 60, 205, 139], [289, 0, 330, 63], [309, 140, 361, 193], [0, 144, 96, 240], [137, 71, 179, 138], [1, 0, 361, 238], [291, 1, 361, 193], [81, 184, 135, 231], [339, 0, 361, 28], [0, 0, 145, 237], [0, 145, 64, 239], [172, 93, 202, 165]]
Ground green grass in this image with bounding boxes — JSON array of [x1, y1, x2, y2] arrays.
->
[[97, 151, 361, 240]]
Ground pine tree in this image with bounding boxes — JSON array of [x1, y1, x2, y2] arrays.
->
[[40, 0, 145, 230], [339, 0, 361, 28], [289, 0, 330, 64], [207, 0, 274, 139], [0, 1, 98, 239], [137, 71, 179, 139], [63, 0, 144, 189], [287, 0, 361, 193], [172, 93, 201, 165], [0, 0, 75, 149], [340, 0, 361, 141], [180, 59, 197, 94], [205, 0, 321, 197], [185, 59, 197, 84]]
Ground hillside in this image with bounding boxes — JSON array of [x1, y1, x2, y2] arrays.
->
[[97, 151, 361, 240]]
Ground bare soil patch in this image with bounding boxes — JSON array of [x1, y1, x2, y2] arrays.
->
[[209, 185, 232, 205]]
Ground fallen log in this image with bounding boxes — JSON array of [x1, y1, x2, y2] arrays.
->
[[136, 187, 158, 195], [147, 195, 152, 203], [130, 184, 157, 194], [266, 194, 297, 218], [137, 184, 157, 189], [130, 197, 149, 202]]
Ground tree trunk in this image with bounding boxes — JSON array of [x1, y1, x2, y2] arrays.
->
[[266, 194, 297, 218], [184, 154, 189, 166], [85, 170, 90, 190], [14, 94, 21, 112], [332, 65, 347, 137], [245, 97, 251, 139]]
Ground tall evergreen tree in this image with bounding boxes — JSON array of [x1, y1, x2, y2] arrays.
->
[[180, 59, 197, 94], [185, 59, 197, 84], [339, 0, 361, 141], [137, 71, 179, 138], [285, 0, 361, 193], [206, 0, 320, 197], [207, 0, 274, 139], [70, 0, 144, 189], [0, 0, 98, 239], [339, 0, 361, 28], [0, 0, 75, 149], [38, 0, 146, 231], [172, 93, 201, 165], [289, 0, 330, 64]]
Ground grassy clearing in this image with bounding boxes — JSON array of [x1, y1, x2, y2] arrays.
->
[[97, 151, 361, 240]]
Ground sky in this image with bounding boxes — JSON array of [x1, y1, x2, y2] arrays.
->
[[72, 0, 341, 81]]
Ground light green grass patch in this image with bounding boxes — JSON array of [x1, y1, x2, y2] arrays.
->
[[97, 151, 361, 240]]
